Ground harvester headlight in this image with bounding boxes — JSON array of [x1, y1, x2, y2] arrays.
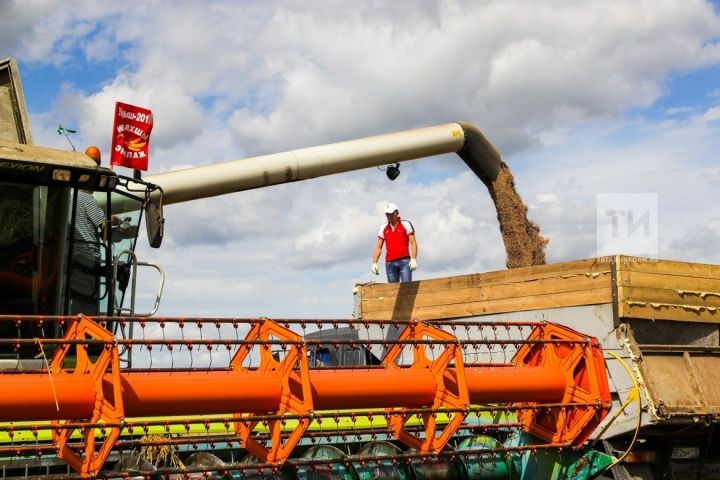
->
[[52, 169, 71, 181], [96, 173, 118, 190]]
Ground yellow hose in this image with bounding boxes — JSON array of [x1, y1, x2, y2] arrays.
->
[[596, 350, 643, 470]]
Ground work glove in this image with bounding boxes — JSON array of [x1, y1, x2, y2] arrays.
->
[[409, 258, 418, 271], [371, 263, 380, 275]]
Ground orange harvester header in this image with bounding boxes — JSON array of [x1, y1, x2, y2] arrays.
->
[[0, 316, 611, 478]]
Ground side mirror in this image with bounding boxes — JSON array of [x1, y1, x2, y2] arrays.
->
[[145, 192, 164, 248]]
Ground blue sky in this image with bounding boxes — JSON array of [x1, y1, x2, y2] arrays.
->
[[3, 0, 720, 318], [19, 56, 120, 112], [639, 64, 720, 116]]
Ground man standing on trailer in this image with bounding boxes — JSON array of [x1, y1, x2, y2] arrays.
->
[[372, 203, 418, 283]]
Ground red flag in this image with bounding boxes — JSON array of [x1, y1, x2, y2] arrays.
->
[[110, 102, 153, 171]]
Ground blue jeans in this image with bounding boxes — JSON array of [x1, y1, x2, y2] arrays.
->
[[386, 258, 412, 283]]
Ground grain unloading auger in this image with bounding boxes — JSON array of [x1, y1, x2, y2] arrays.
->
[[104, 121, 502, 215], [0, 314, 610, 478]]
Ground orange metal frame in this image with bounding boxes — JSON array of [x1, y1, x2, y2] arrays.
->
[[231, 320, 313, 463], [50, 316, 124, 477], [515, 322, 612, 445], [384, 321, 469, 452], [0, 316, 611, 477]]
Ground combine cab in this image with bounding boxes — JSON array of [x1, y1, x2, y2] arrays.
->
[[0, 60, 165, 369]]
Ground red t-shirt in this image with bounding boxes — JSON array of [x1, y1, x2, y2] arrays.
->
[[378, 218, 414, 262]]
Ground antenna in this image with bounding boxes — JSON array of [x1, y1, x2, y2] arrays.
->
[[57, 123, 77, 151]]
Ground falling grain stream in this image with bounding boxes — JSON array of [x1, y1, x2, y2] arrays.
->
[[485, 161, 548, 268]]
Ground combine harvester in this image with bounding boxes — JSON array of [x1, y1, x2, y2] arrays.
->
[[0, 58, 717, 479]]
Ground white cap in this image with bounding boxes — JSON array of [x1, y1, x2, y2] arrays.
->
[[384, 202, 399, 214]]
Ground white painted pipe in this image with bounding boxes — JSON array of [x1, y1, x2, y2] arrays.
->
[[107, 122, 501, 211], [147, 123, 467, 205]]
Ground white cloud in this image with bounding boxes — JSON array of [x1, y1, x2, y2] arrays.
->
[[699, 105, 720, 123], [669, 218, 720, 263], [6, 0, 720, 317], [53, 75, 205, 151], [219, 0, 720, 154], [533, 192, 559, 204], [12, 1, 720, 153], [291, 207, 378, 269], [418, 206, 482, 270], [665, 106, 696, 115], [0, 1, 54, 58]]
